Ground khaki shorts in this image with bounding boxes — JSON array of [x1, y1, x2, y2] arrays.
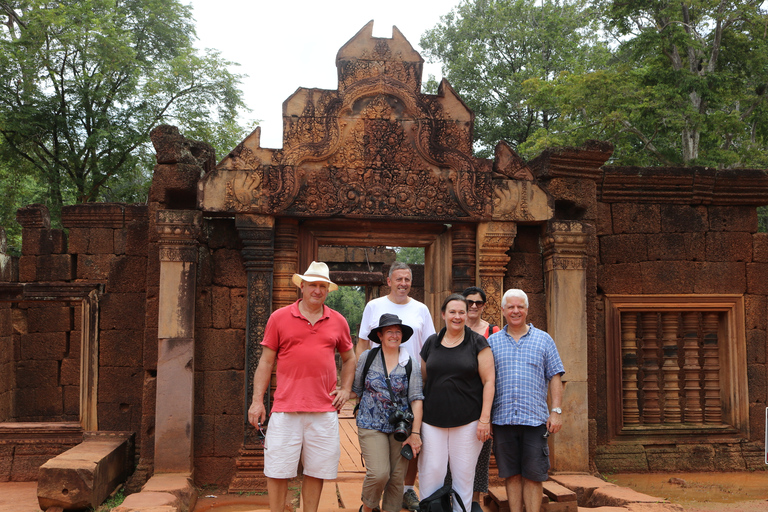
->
[[264, 411, 340, 480]]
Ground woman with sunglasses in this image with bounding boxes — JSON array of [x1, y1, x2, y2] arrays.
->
[[461, 286, 501, 511]]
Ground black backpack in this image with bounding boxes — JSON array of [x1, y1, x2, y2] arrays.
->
[[419, 484, 466, 512]]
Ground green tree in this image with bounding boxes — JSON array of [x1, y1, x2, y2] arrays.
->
[[420, 0, 610, 157], [395, 246, 425, 264], [523, 1, 768, 168], [0, 0, 250, 224], [326, 286, 365, 337]]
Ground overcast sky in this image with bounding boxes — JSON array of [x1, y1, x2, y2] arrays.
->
[[187, 0, 460, 149]]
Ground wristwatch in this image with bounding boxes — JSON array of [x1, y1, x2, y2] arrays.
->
[[551, 407, 562, 414]]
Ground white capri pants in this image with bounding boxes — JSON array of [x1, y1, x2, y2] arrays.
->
[[418, 421, 483, 512]]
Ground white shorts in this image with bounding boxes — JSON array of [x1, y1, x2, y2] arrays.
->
[[264, 411, 340, 480]]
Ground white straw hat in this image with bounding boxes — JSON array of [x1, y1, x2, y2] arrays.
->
[[291, 261, 338, 291]]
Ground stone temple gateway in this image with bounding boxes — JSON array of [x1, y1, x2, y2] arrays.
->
[[0, 21, 767, 509]]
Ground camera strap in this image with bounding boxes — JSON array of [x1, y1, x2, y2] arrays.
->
[[379, 347, 400, 407]]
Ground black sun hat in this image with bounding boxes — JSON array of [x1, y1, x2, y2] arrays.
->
[[369, 313, 414, 344]]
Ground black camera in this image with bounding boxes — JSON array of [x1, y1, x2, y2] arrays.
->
[[389, 409, 414, 442]]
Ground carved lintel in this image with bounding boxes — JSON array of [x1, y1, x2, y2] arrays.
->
[[156, 210, 202, 240], [542, 220, 590, 272], [158, 245, 197, 263], [477, 221, 517, 326]]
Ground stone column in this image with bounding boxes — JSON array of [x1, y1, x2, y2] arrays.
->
[[230, 214, 275, 492], [542, 220, 590, 472], [154, 210, 201, 473], [476, 221, 516, 327], [451, 223, 475, 293]]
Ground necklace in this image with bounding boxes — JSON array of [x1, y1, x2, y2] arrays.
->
[[442, 332, 464, 347]]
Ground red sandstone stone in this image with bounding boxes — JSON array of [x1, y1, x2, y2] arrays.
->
[[108, 256, 147, 293], [60, 204, 125, 228], [659, 204, 708, 232], [97, 402, 133, 433], [14, 360, 58, 388], [15, 386, 63, 418], [646, 232, 705, 261], [195, 289, 213, 328], [193, 456, 236, 487], [746, 329, 766, 364], [708, 205, 758, 232], [754, 232, 768, 262], [100, 293, 146, 331], [148, 163, 203, 205], [88, 228, 115, 254], [214, 414, 244, 457], [20, 332, 67, 360], [205, 218, 241, 249], [596, 202, 613, 235], [745, 294, 767, 330], [612, 204, 661, 234], [112, 491, 179, 512], [211, 249, 246, 287], [21, 229, 52, 256], [694, 261, 746, 293], [66, 229, 89, 255], [62, 385, 79, 417], [748, 364, 767, 403], [18, 256, 37, 282], [196, 329, 244, 371], [195, 415, 215, 457], [600, 234, 647, 264], [15, 204, 50, 229], [98, 367, 142, 404], [586, 485, 668, 508], [211, 286, 231, 329], [597, 263, 643, 294], [27, 305, 72, 333], [100, 330, 143, 367], [231, 288, 247, 330], [37, 254, 74, 281], [746, 262, 768, 294], [125, 220, 149, 256], [143, 328, 158, 370], [705, 231, 753, 261], [195, 370, 243, 416], [38, 438, 132, 510]]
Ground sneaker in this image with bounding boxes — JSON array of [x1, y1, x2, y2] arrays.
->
[[403, 489, 420, 511]]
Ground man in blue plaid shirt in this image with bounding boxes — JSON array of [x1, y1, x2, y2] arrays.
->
[[487, 289, 564, 512]]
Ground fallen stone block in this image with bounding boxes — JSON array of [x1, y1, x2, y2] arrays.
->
[[586, 486, 670, 508], [141, 473, 197, 512], [112, 491, 179, 512], [37, 432, 134, 510], [550, 474, 617, 506]]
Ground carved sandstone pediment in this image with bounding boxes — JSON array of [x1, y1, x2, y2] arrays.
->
[[199, 21, 552, 222]]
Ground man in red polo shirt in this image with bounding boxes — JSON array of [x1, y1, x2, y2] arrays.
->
[[248, 261, 355, 512]]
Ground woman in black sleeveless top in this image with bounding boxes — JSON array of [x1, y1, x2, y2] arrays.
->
[[418, 293, 495, 512]]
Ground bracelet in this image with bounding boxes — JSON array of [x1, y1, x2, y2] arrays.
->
[[411, 432, 421, 436], [478, 419, 490, 424]]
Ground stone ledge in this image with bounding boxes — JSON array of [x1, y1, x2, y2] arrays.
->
[[113, 473, 196, 512]]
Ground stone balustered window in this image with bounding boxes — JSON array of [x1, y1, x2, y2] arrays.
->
[[604, 295, 749, 439]]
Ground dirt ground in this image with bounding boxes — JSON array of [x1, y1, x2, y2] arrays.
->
[[609, 471, 768, 512]]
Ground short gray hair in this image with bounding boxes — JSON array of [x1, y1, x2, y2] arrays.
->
[[501, 289, 529, 308], [388, 261, 412, 278]]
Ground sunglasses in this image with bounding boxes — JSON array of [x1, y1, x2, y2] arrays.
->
[[467, 300, 485, 307]]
